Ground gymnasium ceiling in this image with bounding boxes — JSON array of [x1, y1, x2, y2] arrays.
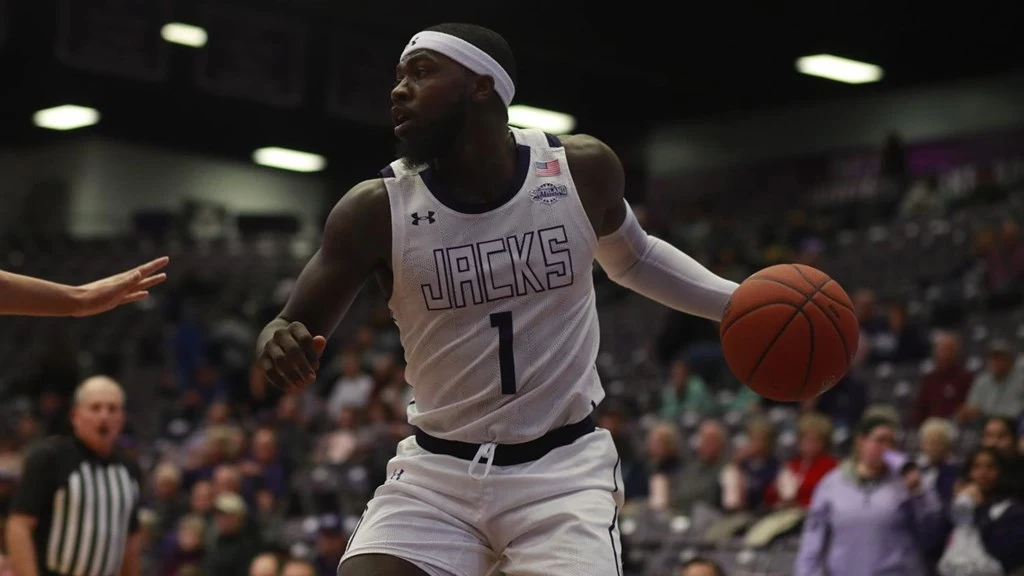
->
[[1, 0, 1021, 177]]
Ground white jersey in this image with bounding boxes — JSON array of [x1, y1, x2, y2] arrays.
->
[[381, 127, 603, 444]]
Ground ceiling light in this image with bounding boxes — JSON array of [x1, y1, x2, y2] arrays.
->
[[508, 105, 576, 134], [161, 23, 208, 48], [253, 147, 326, 173], [32, 105, 101, 131], [795, 54, 883, 84]]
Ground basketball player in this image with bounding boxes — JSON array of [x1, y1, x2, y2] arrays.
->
[[0, 256, 168, 317], [256, 23, 738, 576]]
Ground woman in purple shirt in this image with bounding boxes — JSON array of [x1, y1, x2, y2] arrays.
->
[[795, 416, 944, 576]]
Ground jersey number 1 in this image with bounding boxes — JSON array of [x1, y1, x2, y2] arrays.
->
[[489, 312, 517, 394]]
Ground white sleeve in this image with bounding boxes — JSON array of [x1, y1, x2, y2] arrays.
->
[[594, 201, 738, 321]]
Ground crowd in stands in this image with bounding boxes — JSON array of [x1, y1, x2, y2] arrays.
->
[[1, 144, 1023, 576]]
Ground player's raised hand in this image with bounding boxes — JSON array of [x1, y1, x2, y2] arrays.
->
[[71, 256, 170, 317], [259, 321, 328, 390]]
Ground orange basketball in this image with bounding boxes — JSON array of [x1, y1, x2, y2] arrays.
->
[[719, 264, 860, 402]]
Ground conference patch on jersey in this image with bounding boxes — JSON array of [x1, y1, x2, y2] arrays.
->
[[529, 183, 568, 205]]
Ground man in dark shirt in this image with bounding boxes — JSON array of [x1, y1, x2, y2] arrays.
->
[[5, 376, 143, 576], [913, 331, 973, 425]]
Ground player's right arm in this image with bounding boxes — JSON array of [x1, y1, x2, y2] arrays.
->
[[256, 179, 391, 390], [6, 442, 58, 576]]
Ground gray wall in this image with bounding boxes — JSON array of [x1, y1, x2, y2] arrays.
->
[[648, 72, 1024, 177], [0, 139, 329, 238]]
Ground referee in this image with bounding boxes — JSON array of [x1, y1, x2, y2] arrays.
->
[[5, 376, 143, 576]]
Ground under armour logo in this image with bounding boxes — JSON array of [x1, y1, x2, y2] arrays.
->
[[411, 211, 436, 225], [389, 469, 404, 481]]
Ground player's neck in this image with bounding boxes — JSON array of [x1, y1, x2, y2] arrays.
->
[[434, 123, 516, 204]]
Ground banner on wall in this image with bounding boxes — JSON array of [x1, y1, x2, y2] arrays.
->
[[55, 0, 171, 81], [196, 4, 307, 108]]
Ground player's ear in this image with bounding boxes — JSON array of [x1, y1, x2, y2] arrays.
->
[[470, 74, 495, 104]]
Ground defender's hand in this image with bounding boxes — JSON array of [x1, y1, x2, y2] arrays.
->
[[71, 257, 169, 317]]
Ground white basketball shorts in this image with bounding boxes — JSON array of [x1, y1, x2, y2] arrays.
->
[[339, 428, 625, 576]]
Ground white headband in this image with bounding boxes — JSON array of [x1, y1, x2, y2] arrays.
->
[[400, 30, 515, 107]]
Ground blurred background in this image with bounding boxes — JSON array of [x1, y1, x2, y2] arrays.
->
[[1, 1, 1024, 575]]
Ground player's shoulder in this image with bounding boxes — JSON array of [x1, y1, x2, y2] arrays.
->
[[560, 134, 615, 162], [321, 178, 392, 261], [345, 177, 390, 201], [329, 178, 390, 222], [560, 134, 622, 179], [560, 134, 624, 209]]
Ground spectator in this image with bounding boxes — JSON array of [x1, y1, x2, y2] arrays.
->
[[283, 558, 318, 576], [272, 394, 313, 473], [249, 552, 279, 576], [326, 352, 374, 416], [981, 416, 1024, 498], [916, 417, 960, 572], [960, 339, 1024, 422], [764, 413, 838, 509], [721, 417, 778, 511], [983, 219, 1024, 310], [212, 464, 243, 498], [810, 371, 867, 431], [942, 447, 1024, 574], [916, 418, 960, 503], [672, 420, 728, 513], [253, 485, 286, 549], [312, 515, 348, 576], [317, 408, 361, 465], [646, 423, 683, 511], [982, 416, 1020, 457], [854, 289, 888, 338], [900, 174, 946, 218], [679, 557, 726, 576], [868, 301, 930, 364], [188, 480, 214, 517], [201, 492, 262, 576], [240, 427, 288, 500], [795, 416, 943, 576], [161, 515, 206, 576], [150, 462, 188, 542], [914, 332, 973, 425], [660, 358, 716, 421]]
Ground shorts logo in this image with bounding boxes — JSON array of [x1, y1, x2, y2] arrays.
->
[[529, 183, 568, 205], [389, 469, 405, 481]]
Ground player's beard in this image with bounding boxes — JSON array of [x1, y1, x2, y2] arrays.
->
[[398, 96, 468, 169]]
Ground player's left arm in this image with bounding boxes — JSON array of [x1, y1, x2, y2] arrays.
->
[[564, 134, 738, 321]]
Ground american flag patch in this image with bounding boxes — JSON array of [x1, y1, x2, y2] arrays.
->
[[534, 159, 561, 177]]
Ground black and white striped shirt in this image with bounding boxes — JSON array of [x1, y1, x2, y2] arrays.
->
[[11, 436, 142, 576]]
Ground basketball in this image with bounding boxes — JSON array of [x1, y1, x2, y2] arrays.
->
[[720, 264, 860, 402]]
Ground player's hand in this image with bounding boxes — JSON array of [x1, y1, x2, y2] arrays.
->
[[71, 256, 170, 317], [259, 321, 327, 390]]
